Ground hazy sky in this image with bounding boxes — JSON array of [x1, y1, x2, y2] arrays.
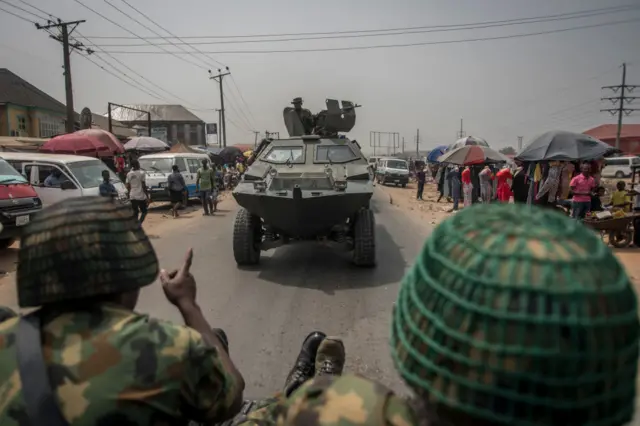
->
[[1, 0, 639, 154]]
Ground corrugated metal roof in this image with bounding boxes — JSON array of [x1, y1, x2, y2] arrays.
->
[[106, 104, 205, 123], [0, 68, 68, 114], [584, 124, 640, 141], [90, 113, 136, 137]]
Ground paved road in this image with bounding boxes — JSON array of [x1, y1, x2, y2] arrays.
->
[[136, 188, 430, 397]]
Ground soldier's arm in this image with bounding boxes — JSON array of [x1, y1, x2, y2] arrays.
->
[[181, 326, 245, 424]]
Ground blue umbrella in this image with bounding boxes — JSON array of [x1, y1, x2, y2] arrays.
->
[[427, 145, 449, 163]]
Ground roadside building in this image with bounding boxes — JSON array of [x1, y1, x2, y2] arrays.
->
[[584, 124, 640, 156], [106, 104, 206, 146], [90, 113, 136, 140], [0, 68, 78, 138]]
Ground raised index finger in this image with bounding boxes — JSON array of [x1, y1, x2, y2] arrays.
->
[[180, 248, 194, 276]]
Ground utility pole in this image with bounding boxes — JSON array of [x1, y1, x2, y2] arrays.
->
[[601, 63, 638, 150], [253, 131, 259, 147], [209, 68, 231, 147], [416, 129, 420, 157], [36, 19, 89, 133], [456, 118, 466, 139], [517, 136, 523, 151], [402, 137, 405, 153]]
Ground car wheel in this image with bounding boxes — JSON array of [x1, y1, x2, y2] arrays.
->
[[233, 208, 261, 266], [615, 171, 625, 178], [402, 183, 407, 188], [352, 208, 376, 267]]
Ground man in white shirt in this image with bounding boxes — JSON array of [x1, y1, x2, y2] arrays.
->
[[126, 160, 150, 224]]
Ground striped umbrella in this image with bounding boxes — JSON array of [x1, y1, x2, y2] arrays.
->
[[437, 145, 509, 166], [449, 136, 489, 152]]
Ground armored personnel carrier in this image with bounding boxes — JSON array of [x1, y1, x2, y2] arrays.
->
[[231, 98, 375, 267]]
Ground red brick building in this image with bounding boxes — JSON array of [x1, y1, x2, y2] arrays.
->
[[583, 124, 640, 155]]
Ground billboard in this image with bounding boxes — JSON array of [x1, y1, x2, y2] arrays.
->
[[206, 123, 217, 135]]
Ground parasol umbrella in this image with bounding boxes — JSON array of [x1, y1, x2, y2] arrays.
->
[[515, 130, 619, 162], [124, 136, 170, 152], [449, 136, 489, 151], [437, 145, 509, 166], [40, 133, 111, 157], [427, 145, 448, 163], [233, 144, 253, 152], [219, 146, 244, 164], [74, 129, 125, 154]]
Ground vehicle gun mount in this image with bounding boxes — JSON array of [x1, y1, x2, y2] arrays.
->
[[283, 99, 361, 138]]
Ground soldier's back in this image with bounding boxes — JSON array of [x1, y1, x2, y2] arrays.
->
[[0, 303, 233, 425]]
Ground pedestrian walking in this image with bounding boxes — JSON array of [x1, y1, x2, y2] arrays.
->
[[461, 166, 473, 207], [479, 165, 493, 203], [447, 166, 461, 211], [126, 160, 149, 224], [168, 165, 186, 218], [416, 166, 426, 200], [196, 159, 215, 216]]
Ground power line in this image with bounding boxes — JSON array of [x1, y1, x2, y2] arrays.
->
[[15, 0, 57, 20], [117, 0, 225, 68], [0, 0, 46, 21], [81, 4, 640, 40], [87, 5, 640, 47], [0, 4, 34, 23], [229, 74, 257, 127], [222, 81, 254, 131], [100, 0, 208, 70], [113, 0, 256, 129], [94, 17, 640, 55]]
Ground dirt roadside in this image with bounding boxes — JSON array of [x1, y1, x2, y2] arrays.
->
[[0, 191, 232, 311], [377, 181, 640, 286]]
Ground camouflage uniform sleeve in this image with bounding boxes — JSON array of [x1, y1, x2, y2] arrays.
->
[[180, 329, 242, 423], [237, 375, 417, 426]]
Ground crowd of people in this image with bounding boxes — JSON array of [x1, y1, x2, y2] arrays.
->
[[414, 159, 639, 220], [0, 198, 637, 426]]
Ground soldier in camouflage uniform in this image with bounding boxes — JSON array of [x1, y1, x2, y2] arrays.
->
[[0, 196, 245, 425], [238, 203, 640, 426], [291, 97, 315, 135]]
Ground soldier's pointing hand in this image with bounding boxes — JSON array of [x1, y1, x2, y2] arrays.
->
[[160, 248, 197, 308]]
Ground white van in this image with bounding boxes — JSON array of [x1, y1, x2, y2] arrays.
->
[[0, 152, 128, 207], [138, 152, 213, 203], [375, 157, 410, 187], [602, 156, 640, 178]]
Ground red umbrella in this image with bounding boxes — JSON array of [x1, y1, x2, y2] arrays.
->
[[40, 133, 111, 157], [437, 145, 509, 166], [233, 144, 253, 152], [75, 129, 125, 154]]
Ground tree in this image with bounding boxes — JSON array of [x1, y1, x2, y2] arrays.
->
[[499, 146, 517, 155]]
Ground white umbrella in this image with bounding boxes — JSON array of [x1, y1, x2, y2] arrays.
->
[[124, 136, 169, 152]]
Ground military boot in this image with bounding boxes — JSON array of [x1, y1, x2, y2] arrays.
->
[[314, 336, 346, 377], [283, 331, 326, 396]]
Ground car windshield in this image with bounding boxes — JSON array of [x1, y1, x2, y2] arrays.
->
[[632, 157, 640, 165], [139, 158, 173, 173], [387, 160, 408, 169], [0, 160, 27, 184], [316, 145, 359, 163], [263, 147, 304, 164], [67, 160, 121, 189]]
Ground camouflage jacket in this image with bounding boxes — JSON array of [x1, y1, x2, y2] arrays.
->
[[237, 374, 417, 426], [0, 303, 241, 425]]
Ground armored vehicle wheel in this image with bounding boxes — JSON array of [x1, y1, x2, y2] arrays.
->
[[402, 183, 407, 188], [353, 208, 376, 267], [233, 208, 261, 265]]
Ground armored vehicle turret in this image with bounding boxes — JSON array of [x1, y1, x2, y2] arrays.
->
[[231, 99, 375, 267]]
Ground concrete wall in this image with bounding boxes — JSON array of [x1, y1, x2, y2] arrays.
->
[[2, 104, 65, 137]]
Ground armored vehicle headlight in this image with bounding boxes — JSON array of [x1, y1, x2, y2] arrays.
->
[[334, 180, 348, 191], [325, 167, 333, 176], [269, 168, 278, 177], [254, 181, 267, 192]]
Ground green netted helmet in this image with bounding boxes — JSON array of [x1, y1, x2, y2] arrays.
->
[[391, 203, 639, 426]]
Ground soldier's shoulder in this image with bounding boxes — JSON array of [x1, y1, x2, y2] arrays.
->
[[284, 374, 417, 426]]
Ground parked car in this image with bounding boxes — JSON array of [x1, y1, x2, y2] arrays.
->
[[0, 152, 128, 207], [602, 156, 640, 178], [0, 158, 42, 249], [375, 157, 410, 187], [138, 152, 212, 204]]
